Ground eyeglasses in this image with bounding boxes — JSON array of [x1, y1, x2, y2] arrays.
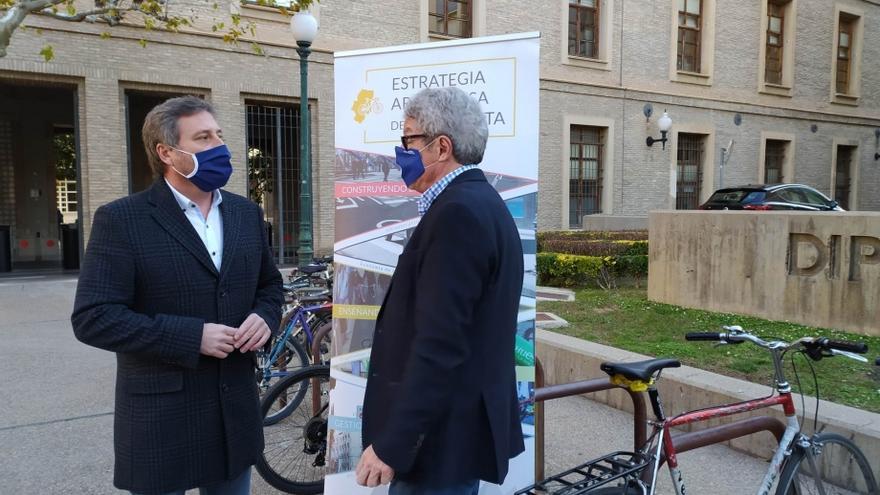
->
[[400, 134, 427, 151]]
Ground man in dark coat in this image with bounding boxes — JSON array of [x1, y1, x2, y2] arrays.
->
[[356, 87, 525, 495], [71, 96, 282, 495]]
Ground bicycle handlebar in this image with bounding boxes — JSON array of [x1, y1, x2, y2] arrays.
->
[[686, 327, 869, 363], [817, 338, 868, 354]]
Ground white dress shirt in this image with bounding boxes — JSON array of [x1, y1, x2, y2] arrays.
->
[[165, 179, 224, 271]]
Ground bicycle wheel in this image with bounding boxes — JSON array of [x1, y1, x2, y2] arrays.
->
[[259, 336, 310, 426], [776, 433, 878, 495], [257, 331, 310, 393], [273, 335, 310, 375], [257, 365, 330, 494]]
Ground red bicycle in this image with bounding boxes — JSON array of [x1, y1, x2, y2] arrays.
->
[[518, 326, 877, 495]]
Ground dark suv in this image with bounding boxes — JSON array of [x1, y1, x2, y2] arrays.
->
[[699, 184, 844, 211]]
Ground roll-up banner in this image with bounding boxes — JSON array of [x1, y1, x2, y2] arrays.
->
[[327, 32, 540, 494]]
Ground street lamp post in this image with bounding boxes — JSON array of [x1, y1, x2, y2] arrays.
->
[[291, 11, 318, 266]]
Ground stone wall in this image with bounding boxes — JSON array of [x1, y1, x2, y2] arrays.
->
[[648, 210, 880, 335]]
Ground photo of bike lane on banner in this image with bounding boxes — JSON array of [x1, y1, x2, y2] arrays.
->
[[328, 32, 540, 495]]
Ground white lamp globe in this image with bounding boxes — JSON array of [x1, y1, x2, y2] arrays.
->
[[658, 112, 673, 132], [291, 11, 318, 43]]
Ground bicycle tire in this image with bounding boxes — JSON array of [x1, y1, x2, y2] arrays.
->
[[775, 432, 878, 495], [260, 336, 310, 426], [257, 365, 330, 494], [275, 334, 310, 373]]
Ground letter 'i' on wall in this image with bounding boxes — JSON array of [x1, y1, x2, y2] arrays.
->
[[329, 33, 541, 494]]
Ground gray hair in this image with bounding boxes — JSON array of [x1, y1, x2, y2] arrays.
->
[[404, 87, 488, 165], [142, 95, 215, 177]]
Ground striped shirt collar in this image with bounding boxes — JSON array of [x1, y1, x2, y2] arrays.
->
[[417, 165, 478, 216]]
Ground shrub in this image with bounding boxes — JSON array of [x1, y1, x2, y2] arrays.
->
[[536, 231, 649, 288], [613, 255, 649, 278], [537, 253, 602, 287], [537, 230, 648, 250], [538, 238, 649, 257], [620, 241, 649, 256], [537, 252, 648, 288]]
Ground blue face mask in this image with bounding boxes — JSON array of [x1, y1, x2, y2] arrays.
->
[[171, 144, 233, 192], [394, 138, 439, 188]]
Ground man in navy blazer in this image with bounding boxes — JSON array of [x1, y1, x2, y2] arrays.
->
[[356, 87, 525, 494], [71, 96, 282, 495]]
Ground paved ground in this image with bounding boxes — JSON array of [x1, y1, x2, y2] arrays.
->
[[1, 275, 768, 494]]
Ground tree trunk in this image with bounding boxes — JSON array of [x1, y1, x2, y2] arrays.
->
[[1, 0, 67, 57]]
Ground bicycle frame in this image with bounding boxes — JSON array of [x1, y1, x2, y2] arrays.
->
[[262, 302, 331, 380], [655, 392, 799, 495], [641, 331, 815, 495]]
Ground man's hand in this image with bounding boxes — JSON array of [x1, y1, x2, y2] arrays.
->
[[234, 313, 271, 353], [200, 323, 237, 358], [355, 445, 394, 487]]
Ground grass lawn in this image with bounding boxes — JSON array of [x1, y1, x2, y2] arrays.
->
[[539, 287, 880, 414]]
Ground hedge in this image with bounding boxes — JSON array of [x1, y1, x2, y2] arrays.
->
[[538, 239, 649, 257], [536, 231, 650, 288], [537, 230, 648, 245], [537, 252, 649, 288]]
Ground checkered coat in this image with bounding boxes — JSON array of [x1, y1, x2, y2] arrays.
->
[[71, 179, 282, 494]]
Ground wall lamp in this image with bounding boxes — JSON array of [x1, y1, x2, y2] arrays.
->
[[875, 129, 879, 160], [647, 111, 673, 150]]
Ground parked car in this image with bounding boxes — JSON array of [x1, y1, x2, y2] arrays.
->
[[699, 184, 845, 211]]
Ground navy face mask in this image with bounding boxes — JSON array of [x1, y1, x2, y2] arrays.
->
[[171, 144, 233, 192], [394, 137, 439, 188]]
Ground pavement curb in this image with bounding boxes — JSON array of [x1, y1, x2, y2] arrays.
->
[[536, 329, 880, 481], [536, 312, 569, 329], [536, 286, 576, 302]]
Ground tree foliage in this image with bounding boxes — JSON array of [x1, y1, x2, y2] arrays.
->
[[0, 0, 315, 60]]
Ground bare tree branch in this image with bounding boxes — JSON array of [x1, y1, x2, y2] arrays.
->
[[2, 0, 319, 59], [21, 0, 64, 11], [38, 6, 129, 22]]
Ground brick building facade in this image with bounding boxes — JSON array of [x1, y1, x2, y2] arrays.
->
[[0, 0, 878, 267]]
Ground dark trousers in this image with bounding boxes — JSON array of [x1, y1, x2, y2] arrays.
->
[[388, 478, 480, 495], [130, 467, 251, 495]]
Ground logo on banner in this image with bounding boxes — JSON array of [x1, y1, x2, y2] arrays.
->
[[351, 89, 383, 123], [352, 58, 516, 141]]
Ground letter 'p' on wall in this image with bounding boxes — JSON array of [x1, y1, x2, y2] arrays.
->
[[849, 236, 880, 281], [788, 233, 880, 281]]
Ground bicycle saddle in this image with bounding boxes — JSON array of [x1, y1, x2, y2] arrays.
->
[[600, 358, 681, 381], [299, 265, 327, 275], [299, 294, 331, 305]]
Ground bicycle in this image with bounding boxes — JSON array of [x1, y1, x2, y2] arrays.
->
[[256, 295, 332, 425], [256, 364, 330, 494], [284, 256, 334, 302], [518, 326, 877, 495]]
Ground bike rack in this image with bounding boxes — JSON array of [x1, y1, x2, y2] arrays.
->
[[309, 323, 334, 412], [311, 322, 332, 366], [644, 415, 786, 482], [534, 358, 648, 482]]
